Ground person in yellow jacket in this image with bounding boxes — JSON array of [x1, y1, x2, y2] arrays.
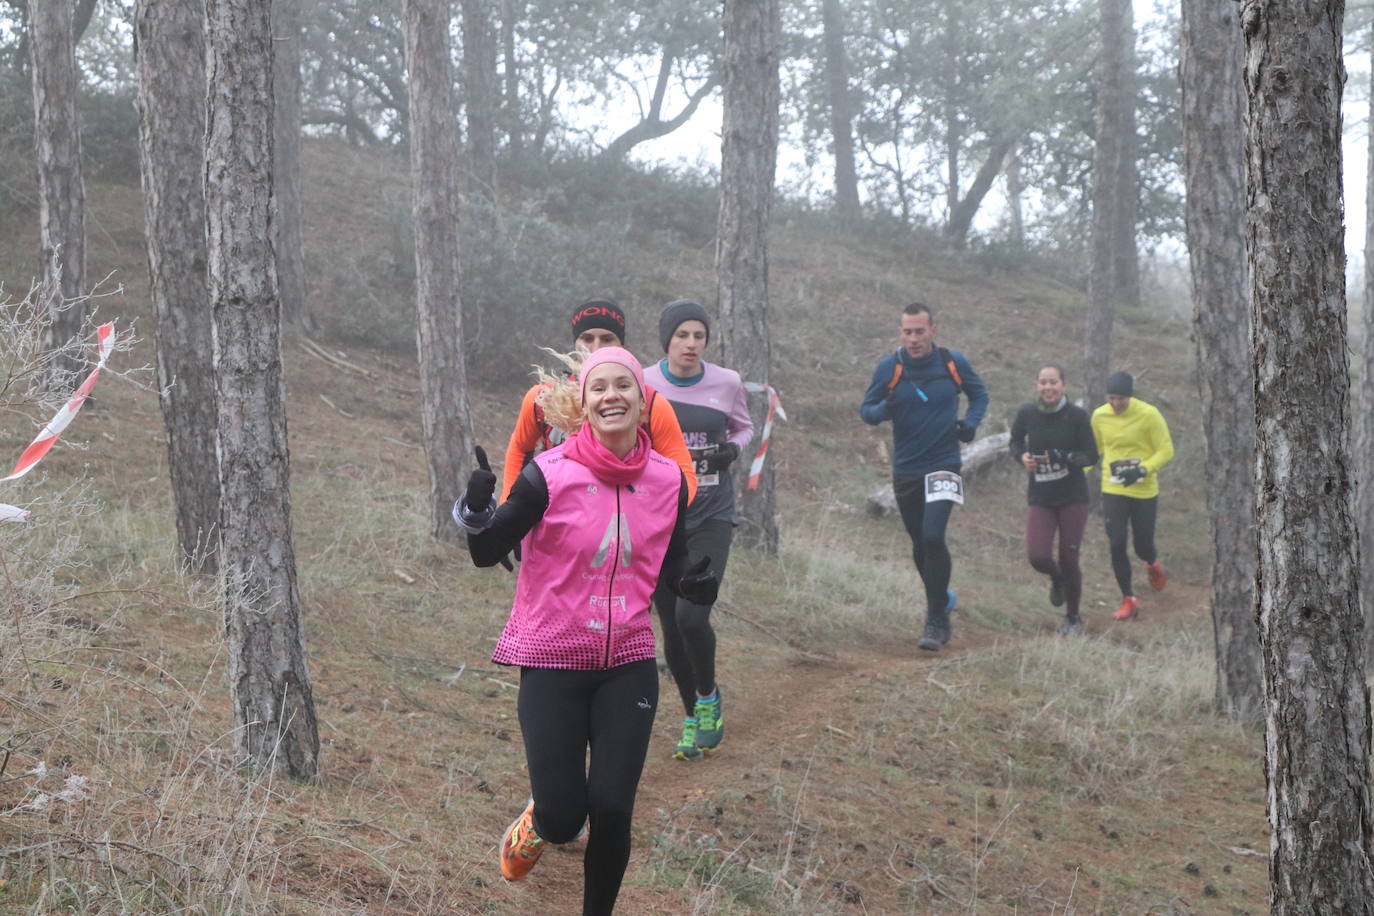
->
[[1091, 371, 1174, 621]]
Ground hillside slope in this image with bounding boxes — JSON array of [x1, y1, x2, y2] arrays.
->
[[0, 142, 1262, 915]]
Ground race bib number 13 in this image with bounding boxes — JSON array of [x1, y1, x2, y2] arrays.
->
[[924, 470, 965, 505]]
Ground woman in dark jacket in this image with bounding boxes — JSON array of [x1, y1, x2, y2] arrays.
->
[[1009, 364, 1099, 635]]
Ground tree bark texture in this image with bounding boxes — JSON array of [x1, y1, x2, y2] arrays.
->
[[1181, 0, 1261, 722], [820, 0, 859, 222], [1112, 0, 1140, 309], [1242, 0, 1374, 909], [403, 0, 477, 540], [1361, 28, 1374, 669], [135, 0, 220, 575], [500, 0, 521, 157], [717, 0, 780, 554], [28, 0, 87, 382], [273, 0, 313, 334], [460, 0, 498, 199], [1083, 0, 1131, 412], [205, 0, 319, 781]]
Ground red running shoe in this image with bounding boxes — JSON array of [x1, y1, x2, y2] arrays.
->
[[1112, 596, 1140, 621], [1146, 560, 1168, 591]]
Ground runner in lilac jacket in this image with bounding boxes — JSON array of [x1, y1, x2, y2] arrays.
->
[[643, 299, 755, 762], [454, 347, 718, 915]]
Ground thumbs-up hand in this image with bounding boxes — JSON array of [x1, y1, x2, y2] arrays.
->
[[465, 446, 498, 514], [678, 555, 719, 606]]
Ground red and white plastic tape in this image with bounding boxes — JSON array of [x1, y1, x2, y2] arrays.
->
[[1, 322, 116, 522], [743, 382, 786, 490]]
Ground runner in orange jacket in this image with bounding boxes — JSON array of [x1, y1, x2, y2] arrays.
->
[[501, 298, 697, 504]]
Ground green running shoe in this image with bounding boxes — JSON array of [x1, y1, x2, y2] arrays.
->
[[673, 716, 702, 761], [694, 691, 723, 753]]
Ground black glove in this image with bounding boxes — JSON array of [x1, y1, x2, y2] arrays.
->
[[678, 555, 719, 606], [1047, 449, 1090, 466], [955, 420, 976, 443], [702, 443, 740, 472], [1118, 465, 1147, 486], [464, 446, 497, 513]]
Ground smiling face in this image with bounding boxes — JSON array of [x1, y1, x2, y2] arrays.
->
[[899, 311, 936, 359], [1036, 366, 1066, 406], [666, 320, 708, 377], [581, 362, 644, 439]]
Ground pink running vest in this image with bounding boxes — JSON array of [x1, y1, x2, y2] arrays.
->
[[492, 445, 682, 669]]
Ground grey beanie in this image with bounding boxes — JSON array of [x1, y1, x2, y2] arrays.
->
[[659, 299, 711, 352], [1106, 371, 1134, 396]]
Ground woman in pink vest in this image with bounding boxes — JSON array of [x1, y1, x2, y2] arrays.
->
[[454, 347, 718, 915]]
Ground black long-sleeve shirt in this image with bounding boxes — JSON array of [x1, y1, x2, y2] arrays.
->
[[467, 462, 698, 598], [1009, 401, 1098, 507]]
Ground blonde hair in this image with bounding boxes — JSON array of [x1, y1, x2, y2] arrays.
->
[[533, 349, 586, 435]]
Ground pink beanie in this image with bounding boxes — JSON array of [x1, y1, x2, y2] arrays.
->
[[579, 346, 646, 403]]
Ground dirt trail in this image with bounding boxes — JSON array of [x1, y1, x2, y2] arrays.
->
[[512, 577, 1217, 914]]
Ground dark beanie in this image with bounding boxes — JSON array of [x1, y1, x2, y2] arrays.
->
[[659, 299, 711, 352], [570, 298, 627, 344], [1106, 371, 1134, 396]]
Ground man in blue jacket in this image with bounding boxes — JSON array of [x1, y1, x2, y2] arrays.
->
[[861, 302, 989, 652]]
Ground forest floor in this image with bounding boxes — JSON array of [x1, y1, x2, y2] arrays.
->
[[0, 142, 1268, 914]]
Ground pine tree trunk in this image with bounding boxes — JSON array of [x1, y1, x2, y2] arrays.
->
[[1084, 0, 1129, 411], [403, 0, 477, 540], [273, 0, 313, 334], [28, 0, 87, 383], [1360, 28, 1374, 670], [135, 0, 220, 575], [717, 0, 780, 554], [1181, 0, 1260, 722], [1005, 144, 1024, 248], [1112, 0, 1140, 309], [205, 0, 319, 781], [500, 0, 522, 158], [820, 0, 858, 223], [1243, 1, 1374, 908], [460, 0, 498, 201]]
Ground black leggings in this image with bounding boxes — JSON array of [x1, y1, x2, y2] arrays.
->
[[653, 518, 733, 716], [1101, 493, 1158, 597], [517, 660, 658, 916], [894, 471, 958, 624]]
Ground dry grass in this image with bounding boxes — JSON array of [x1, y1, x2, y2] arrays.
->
[[0, 145, 1270, 914]]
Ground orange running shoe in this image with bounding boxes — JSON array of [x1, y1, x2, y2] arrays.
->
[[1112, 596, 1140, 621], [1146, 560, 1168, 591], [499, 800, 546, 882]]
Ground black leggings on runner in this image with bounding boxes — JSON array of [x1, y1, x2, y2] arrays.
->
[[894, 471, 958, 624], [1101, 493, 1158, 597], [517, 660, 658, 916], [653, 519, 733, 716]]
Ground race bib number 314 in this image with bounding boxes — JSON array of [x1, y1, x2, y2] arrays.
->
[[924, 470, 965, 505]]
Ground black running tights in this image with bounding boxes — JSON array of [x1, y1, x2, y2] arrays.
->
[[894, 472, 958, 625], [1101, 493, 1158, 597], [518, 660, 658, 916], [653, 519, 733, 717]]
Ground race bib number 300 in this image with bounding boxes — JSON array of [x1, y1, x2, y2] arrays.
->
[[924, 470, 965, 504]]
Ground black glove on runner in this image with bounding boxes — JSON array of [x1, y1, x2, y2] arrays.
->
[[1118, 465, 1147, 486], [954, 420, 976, 443], [465, 446, 498, 513], [678, 556, 719, 606], [703, 443, 740, 472]]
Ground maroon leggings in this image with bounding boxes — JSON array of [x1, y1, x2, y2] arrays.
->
[[1025, 503, 1090, 615]]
